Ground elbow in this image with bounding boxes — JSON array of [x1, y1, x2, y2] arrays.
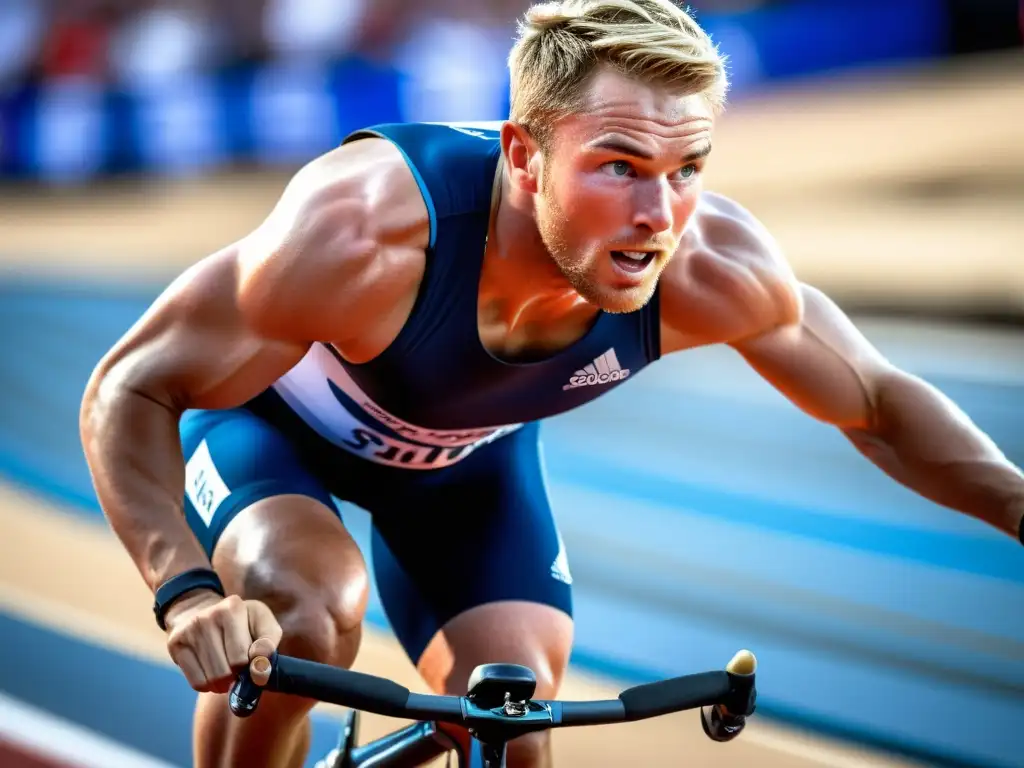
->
[[79, 351, 170, 452], [856, 365, 974, 449], [838, 371, 908, 466], [856, 365, 918, 436], [80, 353, 112, 443], [80, 353, 124, 454]]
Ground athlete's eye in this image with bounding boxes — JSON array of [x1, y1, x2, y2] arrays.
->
[[603, 160, 633, 178], [675, 164, 697, 180]]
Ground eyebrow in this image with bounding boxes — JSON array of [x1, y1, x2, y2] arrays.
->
[[591, 137, 712, 164]]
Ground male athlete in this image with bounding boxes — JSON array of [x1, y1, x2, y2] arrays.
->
[[79, 1, 1024, 767]]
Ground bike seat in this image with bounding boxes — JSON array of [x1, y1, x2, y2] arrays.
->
[[467, 664, 537, 708]]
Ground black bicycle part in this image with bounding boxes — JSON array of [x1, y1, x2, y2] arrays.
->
[[228, 650, 757, 767], [342, 720, 458, 768]]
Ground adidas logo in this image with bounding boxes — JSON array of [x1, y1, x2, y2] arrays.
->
[[550, 530, 572, 585], [562, 348, 630, 390]]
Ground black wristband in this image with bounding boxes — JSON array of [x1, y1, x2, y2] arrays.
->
[[153, 567, 225, 631]]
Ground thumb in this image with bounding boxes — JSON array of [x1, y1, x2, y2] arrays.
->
[[248, 653, 273, 688], [246, 600, 283, 662]]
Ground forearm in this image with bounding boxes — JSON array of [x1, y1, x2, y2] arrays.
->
[[843, 370, 1024, 540], [80, 374, 210, 593]]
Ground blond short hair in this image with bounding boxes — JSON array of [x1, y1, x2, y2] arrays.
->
[[509, 0, 728, 142]]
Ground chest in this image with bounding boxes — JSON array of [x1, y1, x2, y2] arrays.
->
[[476, 305, 598, 363], [336, 310, 652, 430]]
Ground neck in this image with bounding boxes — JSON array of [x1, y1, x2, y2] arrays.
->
[[480, 162, 597, 337]]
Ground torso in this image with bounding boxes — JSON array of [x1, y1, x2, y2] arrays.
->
[[252, 122, 663, 470]]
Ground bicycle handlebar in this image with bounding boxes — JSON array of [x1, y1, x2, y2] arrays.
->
[[229, 650, 757, 735]]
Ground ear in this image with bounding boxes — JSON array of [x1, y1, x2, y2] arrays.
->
[[500, 121, 541, 194]]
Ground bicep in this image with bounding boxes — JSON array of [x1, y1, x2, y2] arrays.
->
[[729, 284, 893, 429]]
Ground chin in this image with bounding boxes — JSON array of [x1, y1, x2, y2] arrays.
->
[[559, 258, 660, 314], [583, 282, 656, 314]]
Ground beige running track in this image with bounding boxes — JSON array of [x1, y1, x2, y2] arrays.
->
[[0, 485, 925, 767]]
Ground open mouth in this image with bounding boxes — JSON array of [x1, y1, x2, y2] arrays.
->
[[610, 250, 656, 274]]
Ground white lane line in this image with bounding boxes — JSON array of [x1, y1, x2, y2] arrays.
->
[[0, 692, 178, 768]]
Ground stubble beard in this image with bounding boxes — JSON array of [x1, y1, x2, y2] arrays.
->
[[536, 183, 661, 315]]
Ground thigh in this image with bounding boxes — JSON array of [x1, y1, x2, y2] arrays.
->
[[180, 408, 368, 662], [370, 422, 574, 690], [180, 407, 339, 556]]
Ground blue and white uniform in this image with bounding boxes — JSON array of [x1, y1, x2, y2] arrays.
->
[[180, 122, 662, 660]]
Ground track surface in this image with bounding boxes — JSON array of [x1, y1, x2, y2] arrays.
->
[[0, 484, 928, 768]]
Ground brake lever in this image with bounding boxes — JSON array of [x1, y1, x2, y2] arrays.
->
[[701, 650, 756, 743], [229, 652, 276, 718]]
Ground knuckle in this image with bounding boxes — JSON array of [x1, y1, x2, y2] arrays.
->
[[184, 614, 213, 640], [222, 595, 246, 619], [209, 596, 233, 616], [166, 625, 193, 652], [209, 604, 234, 629]]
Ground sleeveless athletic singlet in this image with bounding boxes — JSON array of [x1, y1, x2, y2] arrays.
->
[[253, 122, 662, 470]]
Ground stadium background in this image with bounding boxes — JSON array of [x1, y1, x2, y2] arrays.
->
[[1, 1, 1022, 766]]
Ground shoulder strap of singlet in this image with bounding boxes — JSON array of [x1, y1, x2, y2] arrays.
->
[[341, 122, 503, 250]]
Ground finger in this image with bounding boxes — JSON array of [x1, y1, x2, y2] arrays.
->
[[220, 602, 252, 672], [246, 601, 283, 659], [173, 645, 208, 692], [193, 623, 234, 692]]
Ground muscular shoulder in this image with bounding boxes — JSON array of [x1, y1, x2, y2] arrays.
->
[[659, 192, 801, 352], [235, 138, 430, 356]]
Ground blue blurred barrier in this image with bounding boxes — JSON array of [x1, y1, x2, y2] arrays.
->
[[1, 274, 1022, 767], [702, 0, 947, 88], [0, 0, 949, 183]]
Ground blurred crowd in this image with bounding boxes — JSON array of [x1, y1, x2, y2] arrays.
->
[[0, 0, 781, 92], [0, 0, 1017, 183], [3, 0, 1020, 93]]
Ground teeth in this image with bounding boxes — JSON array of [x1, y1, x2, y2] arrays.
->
[[617, 251, 650, 261]]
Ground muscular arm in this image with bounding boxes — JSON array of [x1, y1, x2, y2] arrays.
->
[[80, 140, 428, 593], [730, 283, 1024, 541], [80, 249, 310, 592]]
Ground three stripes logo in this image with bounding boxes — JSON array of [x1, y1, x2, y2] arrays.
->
[[562, 348, 630, 390]]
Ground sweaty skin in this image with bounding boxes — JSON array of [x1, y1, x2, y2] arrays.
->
[[80, 66, 1024, 768]]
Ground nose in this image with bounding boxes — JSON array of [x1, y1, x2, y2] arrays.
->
[[632, 177, 673, 234]]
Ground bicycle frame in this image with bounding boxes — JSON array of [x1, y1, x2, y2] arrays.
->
[[330, 716, 507, 768], [325, 701, 538, 767]]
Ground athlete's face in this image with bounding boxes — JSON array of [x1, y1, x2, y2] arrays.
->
[[534, 68, 714, 313]]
